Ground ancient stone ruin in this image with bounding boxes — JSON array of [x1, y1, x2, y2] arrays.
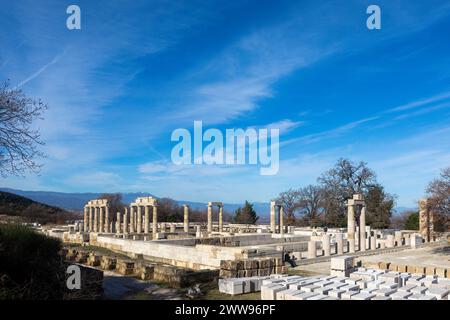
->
[[47, 194, 446, 296]]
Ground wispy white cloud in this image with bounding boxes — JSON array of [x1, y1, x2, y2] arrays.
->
[[16, 52, 62, 88], [385, 91, 450, 113], [158, 8, 342, 125], [265, 119, 304, 134], [283, 116, 379, 146], [393, 101, 450, 120]]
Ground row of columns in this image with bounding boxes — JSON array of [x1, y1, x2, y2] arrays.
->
[[117, 205, 191, 237], [119, 204, 159, 239], [83, 199, 229, 237], [306, 229, 416, 260], [83, 205, 110, 233]]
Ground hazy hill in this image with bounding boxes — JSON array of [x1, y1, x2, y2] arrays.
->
[[0, 191, 78, 225], [0, 188, 271, 222]]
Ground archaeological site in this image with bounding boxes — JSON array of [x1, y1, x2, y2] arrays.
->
[[39, 193, 450, 301]]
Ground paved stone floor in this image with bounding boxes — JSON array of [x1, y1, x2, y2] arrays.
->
[[291, 244, 450, 276], [359, 245, 450, 268]]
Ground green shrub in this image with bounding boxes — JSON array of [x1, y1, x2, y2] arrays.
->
[[0, 224, 65, 299], [404, 212, 419, 230]]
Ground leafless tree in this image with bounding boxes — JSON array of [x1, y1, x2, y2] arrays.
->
[[276, 188, 301, 225], [0, 81, 47, 177], [427, 167, 450, 215], [318, 158, 387, 227], [100, 193, 125, 222], [318, 158, 377, 202], [296, 185, 325, 227], [426, 167, 450, 231]]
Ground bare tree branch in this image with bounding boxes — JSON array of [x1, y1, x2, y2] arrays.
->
[[0, 80, 47, 177]]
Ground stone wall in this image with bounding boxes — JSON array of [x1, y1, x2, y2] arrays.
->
[[62, 247, 218, 288], [90, 235, 241, 269], [153, 265, 219, 288], [161, 234, 310, 247], [219, 257, 287, 278]]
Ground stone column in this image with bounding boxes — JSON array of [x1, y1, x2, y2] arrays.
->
[[123, 208, 128, 234], [386, 235, 395, 248], [183, 205, 189, 232], [99, 206, 104, 233], [116, 212, 121, 234], [336, 233, 344, 254], [347, 203, 355, 253], [394, 231, 403, 246], [144, 206, 150, 234], [105, 206, 110, 233], [365, 226, 371, 249], [129, 206, 135, 233], [170, 224, 176, 233], [89, 206, 93, 232], [207, 204, 212, 233], [218, 205, 223, 232], [404, 235, 411, 246], [137, 205, 142, 234], [359, 205, 366, 251], [322, 233, 331, 256], [152, 206, 158, 239], [93, 207, 98, 232], [83, 206, 88, 232], [419, 199, 433, 242], [279, 206, 284, 237], [370, 235, 376, 250], [270, 201, 276, 233], [307, 241, 317, 259]]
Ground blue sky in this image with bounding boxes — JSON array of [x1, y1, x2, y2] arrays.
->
[[1, 0, 449, 207]]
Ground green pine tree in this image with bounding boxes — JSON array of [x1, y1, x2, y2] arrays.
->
[[234, 201, 259, 224]]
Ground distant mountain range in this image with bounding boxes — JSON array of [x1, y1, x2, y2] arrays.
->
[[0, 188, 415, 222], [0, 188, 272, 222], [0, 190, 77, 224]]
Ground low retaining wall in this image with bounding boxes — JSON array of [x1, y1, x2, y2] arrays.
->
[[219, 257, 287, 278], [153, 265, 219, 288], [62, 247, 219, 288], [293, 240, 446, 266], [90, 234, 243, 270], [363, 261, 449, 278]]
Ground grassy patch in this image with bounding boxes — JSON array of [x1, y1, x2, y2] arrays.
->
[[286, 268, 319, 277], [0, 223, 65, 299]]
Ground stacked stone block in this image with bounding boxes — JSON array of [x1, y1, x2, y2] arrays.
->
[[219, 257, 286, 278], [116, 260, 135, 275], [100, 256, 117, 270], [363, 261, 449, 279], [153, 264, 218, 288]]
